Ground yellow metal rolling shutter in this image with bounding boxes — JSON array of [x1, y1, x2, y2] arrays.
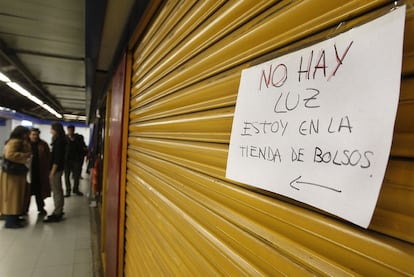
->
[[125, 1, 414, 275]]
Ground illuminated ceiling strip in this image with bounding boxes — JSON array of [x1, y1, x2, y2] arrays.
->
[[0, 72, 11, 83], [1, 74, 62, 118], [63, 114, 86, 121], [7, 82, 31, 97]]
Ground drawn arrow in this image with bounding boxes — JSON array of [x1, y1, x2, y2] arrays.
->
[[289, 176, 342, 193]]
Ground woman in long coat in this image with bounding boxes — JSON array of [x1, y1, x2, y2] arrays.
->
[[0, 126, 31, 228]]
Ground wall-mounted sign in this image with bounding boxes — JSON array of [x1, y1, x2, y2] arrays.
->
[[226, 6, 406, 228]]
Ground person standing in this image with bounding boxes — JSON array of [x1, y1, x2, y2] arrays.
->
[[0, 126, 31, 228], [64, 125, 86, 196], [28, 128, 51, 215], [44, 122, 66, 223]]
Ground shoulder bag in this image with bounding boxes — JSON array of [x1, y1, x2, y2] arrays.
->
[[1, 159, 28, 175]]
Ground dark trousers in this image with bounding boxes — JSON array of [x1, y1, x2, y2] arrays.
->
[[64, 160, 82, 193], [25, 194, 45, 213], [26, 182, 45, 212], [34, 193, 45, 211]]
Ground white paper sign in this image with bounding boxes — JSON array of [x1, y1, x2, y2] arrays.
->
[[226, 7, 406, 228]]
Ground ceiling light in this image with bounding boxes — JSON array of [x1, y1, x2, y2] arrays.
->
[[63, 114, 86, 121], [42, 104, 62, 118], [0, 106, 15, 112], [21, 120, 33, 126], [27, 94, 44, 106], [6, 81, 62, 118], [0, 72, 11, 83], [7, 82, 31, 97], [63, 114, 77, 119]]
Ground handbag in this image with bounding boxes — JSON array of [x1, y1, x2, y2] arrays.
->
[[1, 159, 28, 175]]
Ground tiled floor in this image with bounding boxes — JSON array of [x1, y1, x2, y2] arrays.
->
[[0, 177, 93, 277]]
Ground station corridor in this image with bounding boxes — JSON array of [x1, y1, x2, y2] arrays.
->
[[0, 176, 99, 277]]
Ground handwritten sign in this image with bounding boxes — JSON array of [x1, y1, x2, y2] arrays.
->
[[226, 7, 406, 228]]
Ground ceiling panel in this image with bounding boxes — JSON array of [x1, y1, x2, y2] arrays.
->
[[59, 103, 85, 112], [0, 0, 83, 54], [0, 0, 85, 120], [17, 54, 85, 86], [0, 0, 150, 122], [0, 33, 83, 58], [47, 86, 85, 99]]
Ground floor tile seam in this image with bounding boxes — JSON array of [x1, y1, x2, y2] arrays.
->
[[0, 253, 40, 274], [31, 264, 74, 277], [0, 241, 14, 261], [35, 249, 77, 267], [0, 267, 35, 276], [73, 243, 91, 264], [35, 260, 76, 269]]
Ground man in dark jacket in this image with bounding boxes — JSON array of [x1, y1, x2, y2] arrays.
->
[[28, 128, 50, 215], [64, 125, 87, 196]]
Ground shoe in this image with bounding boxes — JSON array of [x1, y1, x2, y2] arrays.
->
[[74, 191, 83, 196], [64, 193, 71, 198], [43, 214, 62, 223], [4, 222, 25, 229]]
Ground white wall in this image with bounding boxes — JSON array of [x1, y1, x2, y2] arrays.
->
[[34, 124, 90, 146], [0, 119, 12, 150], [0, 119, 90, 147]]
